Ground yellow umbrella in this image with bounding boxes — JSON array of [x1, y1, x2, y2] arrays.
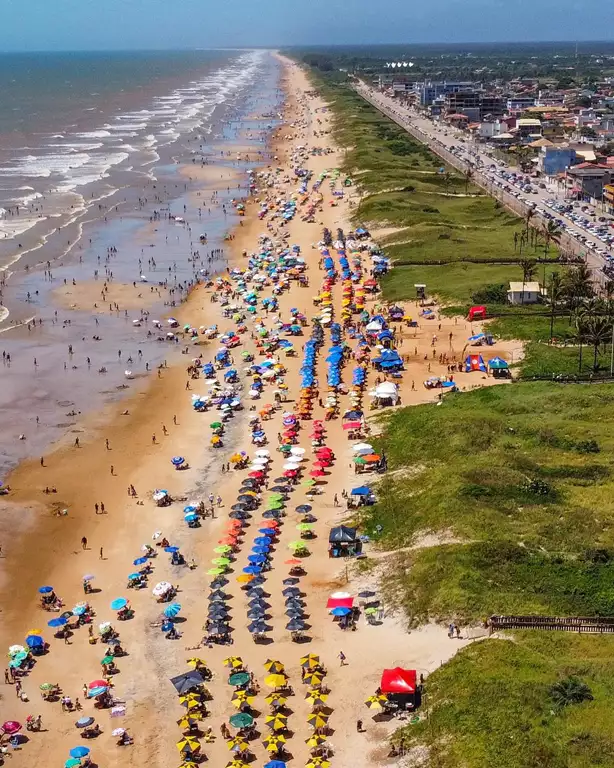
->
[[236, 574, 254, 584], [227, 761, 248, 768], [186, 657, 207, 667], [176, 737, 201, 754], [227, 738, 249, 751], [264, 659, 285, 674], [307, 761, 330, 768], [263, 734, 287, 747], [307, 712, 329, 729], [224, 656, 244, 669], [27, 629, 43, 635], [364, 694, 388, 709], [232, 690, 252, 701], [230, 454, 243, 463], [178, 762, 197, 768], [265, 714, 288, 731], [303, 671, 323, 686], [305, 734, 327, 747], [265, 694, 287, 707], [177, 716, 198, 729], [300, 654, 320, 668], [264, 673, 288, 688], [231, 695, 255, 709], [305, 690, 328, 706]]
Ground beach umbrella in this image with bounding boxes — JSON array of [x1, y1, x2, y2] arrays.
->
[[306, 761, 330, 768], [295, 504, 312, 513], [65, 760, 82, 768], [227, 738, 249, 752], [263, 740, 286, 754], [228, 672, 250, 687], [247, 588, 267, 599], [75, 717, 95, 729], [8, 645, 26, 656], [214, 545, 233, 554], [1, 721, 21, 735], [330, 606, 351, 617], [264, 659, 285, 673], [207, 568, 226, 576], [211, 576, 229, 589], [243, 566, 262, 575], [306, 734, 327, 747], [39, 682, 55, 692], [300, 654, 320, 668], [264, 673, 287, 688], [25, 635, 44, 649], [164, 546, 180, 554], [248, 621, 270, 634], [186, 657, 207, 668], [164, 603, 182, 619], [285, 558, 302, 566], [229, 713, 254, 728], [307, 713, 329, 729], [177, 714, 198, 729], [87, 685, 108, 698], [69, 747, 90, 759], [305, 690, 328, 706], [365, 694, 389, 709], [265, 714, 288, 731], [133, 557, 147, 566], [283, 577, 300, 586], [264, 693, 288, 706], [236, 574, 254, 584], [48, 617, 67, 628], [285, 618, 306, 632], [110, 598, 128, 611], [213, 557, 232, 566], [177, 737, 201, 754], [287, 541, 306, 550], [303, 671, 323, 686], [38, 586, 54, 594]]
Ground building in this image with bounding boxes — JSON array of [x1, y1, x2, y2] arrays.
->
[[566, 163, 614, 202], [445, 91, 481, 122], [479, 94, 506, 119], [604, 184, 614, 214], [507, 282, 542, 305], [507, 96, 537, 112], [516, 118, 543, 139], [416, 81, 476, 106], [540, 146, 577, 176]]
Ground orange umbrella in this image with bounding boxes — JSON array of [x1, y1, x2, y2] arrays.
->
[[285, 558, 301, 565]]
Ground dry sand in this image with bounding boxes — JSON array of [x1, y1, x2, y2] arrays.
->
[[0, 58, 510, 768]]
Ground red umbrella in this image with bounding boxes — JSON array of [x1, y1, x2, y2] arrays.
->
[[88, 679, 108, 689], [309, 470, 326, 477], [380, 667, 417, 694], [283, 470, 298, 478], [285, 558, 301, 565], [343, 421, 361, 430], [326, 597, 354, 609], [249, 471, 265, 478], [1, 721, 21, 735]]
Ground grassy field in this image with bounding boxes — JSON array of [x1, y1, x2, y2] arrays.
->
[[361, 382, 614, 623], [396, 632, 614, 768]]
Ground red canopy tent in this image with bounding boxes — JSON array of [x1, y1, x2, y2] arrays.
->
[[468, 305, 486, 321], [380, 667, 417, 694], [326, 597, 354, 610]]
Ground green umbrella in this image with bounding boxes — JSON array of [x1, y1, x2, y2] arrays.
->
[[40, 682, 55, 690], [302, 479, 316, 487], [66, 760, 82, 768], [214, 545, 232, 553], [288, 541, 306, 550], [229, 712, 254, 728], [212, 557, 231, 566], [364, 607, 378, 615], [296, 523, 313, 531], [210, 422, 223, 429], [268, 492, 284, 500], [279, 445, 291, 453], [228, 672, 251, 687], [268, 502, 283, 510], [207, 567, 225, 576], [101, 655, 115, 665], [354, 457, 367, 465]]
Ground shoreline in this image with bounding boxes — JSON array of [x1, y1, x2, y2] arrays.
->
[[0, 57, 489, 768]]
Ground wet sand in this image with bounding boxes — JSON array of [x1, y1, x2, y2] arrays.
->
[[0, 58, 506, 768]]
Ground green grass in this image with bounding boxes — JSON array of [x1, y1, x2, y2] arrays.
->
[[396, 633, 614, 768], [359, 382, 614, 623]]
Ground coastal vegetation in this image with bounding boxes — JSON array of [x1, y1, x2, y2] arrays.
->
[[302, 60, 614, 767]]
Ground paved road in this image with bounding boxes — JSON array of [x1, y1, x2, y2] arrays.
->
[[354, 82, 612, 288]]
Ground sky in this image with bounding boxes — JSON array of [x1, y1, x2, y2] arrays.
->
[[0, 0, 613, 51]]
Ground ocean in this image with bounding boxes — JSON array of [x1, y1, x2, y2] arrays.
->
[[0, 49, 282, 476]]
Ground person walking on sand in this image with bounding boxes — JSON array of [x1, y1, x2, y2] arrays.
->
[[81, 537, 88, 550], [338, 650, 347, 666], [99, 547, 104, 560], [95, 503, 99, 514]]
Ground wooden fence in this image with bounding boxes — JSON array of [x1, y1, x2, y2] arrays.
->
[[490, 615, 614, 634]]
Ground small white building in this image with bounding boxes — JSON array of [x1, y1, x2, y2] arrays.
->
[[507, 281, 541, 305]]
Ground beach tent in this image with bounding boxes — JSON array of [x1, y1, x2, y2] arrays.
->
[[464, 355, 487, 373], [488, 357, 509, 370], [468, 305, 486, 321], [380, 667, 417, 694], [328, 526, 357, 544]]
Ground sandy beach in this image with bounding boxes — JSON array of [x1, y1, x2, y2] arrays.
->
[[0, 57, 516, 768]]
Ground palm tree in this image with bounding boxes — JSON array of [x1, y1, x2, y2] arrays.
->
[[525, 208, 535, 236], [519, 259, 537, 305], [542, 220, 562, 258], [549, 676, 593, 710], [464, 167, 473, 194], [563, 264, 594, 315], [547, 272, 564, 341], [584, 314, 612, 371]]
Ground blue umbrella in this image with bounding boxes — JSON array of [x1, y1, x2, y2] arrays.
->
[[75, 717, 94, 729], [73, 605, 87, 616], [184, 513, 199, 523], [69, 747, 90, 759], [133, 557, 147, 566], [161, 621, 174, 632], [254, 536, 272, 545], [252, 546, 271, 554], [128, 572, 140, 580], [351, 486, 371, 496], [110, 598, 128, 611], [265, 761, 287, 768], [184, 505, 197, 514], [331, 606, 352, 616], [248, 554, 267, 563], [259, 528, 277, 535], [243, 565, 262, 574], [171, 456, 185, 466], [38, 586, 54, 594], [25, 635, 44, 648], [164, 546, 179, 553], [163, 603, 181, 619], [48, 617, 67, 628]]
